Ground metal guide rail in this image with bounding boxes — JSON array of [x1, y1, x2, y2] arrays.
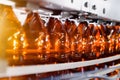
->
[[0, 54, 120, 80]]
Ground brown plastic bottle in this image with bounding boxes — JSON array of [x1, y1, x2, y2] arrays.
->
[[0, 4, 21, 68], [23, 12, 45, 49], [77, 21, 89, 61], [47, 18, 70, 63], [64, 20, 77, 62]]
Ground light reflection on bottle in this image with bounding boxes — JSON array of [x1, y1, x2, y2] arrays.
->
[[21, 33, 28, 49], [45, 34, 51, 54], [108, 29, 115, 55], [7, 31, 28, 50], [115, 25, 120, 53], [36, 32, 45, 52]]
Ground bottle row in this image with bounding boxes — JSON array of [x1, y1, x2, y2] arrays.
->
[[6, 12, 120, 65]]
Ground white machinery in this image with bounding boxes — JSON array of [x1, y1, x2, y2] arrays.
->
[[27, 0, 120, 22]]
